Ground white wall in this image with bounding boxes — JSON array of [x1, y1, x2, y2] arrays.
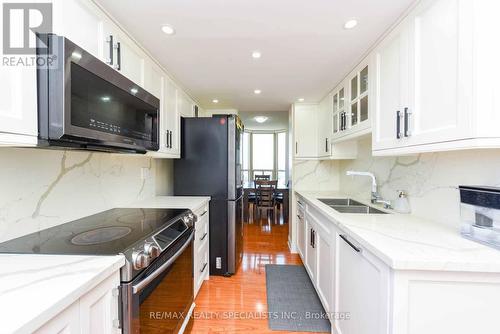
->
[[339, 137, 500, 228], [0, 148, 173, 242]]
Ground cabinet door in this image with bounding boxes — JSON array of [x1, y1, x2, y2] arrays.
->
[[315, 223, 333, 313], [164, 77, 181, 156], [178, 90, 195, 117], [80, 272, 120, 334], [102, 22, 144, 86], [0, 67, 37, 145], [52, 0, 103, 59], [34, 301, 80, 334], [336, 234, 389, 334], [373, 21, 410, 151], [294, 104, 318, 158], [407, 0, 471, 145], [297, 207, 306, 258], [317, 94, 333, 157], [305, 219, 317, 280]]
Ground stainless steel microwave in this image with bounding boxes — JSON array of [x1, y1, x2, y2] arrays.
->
[[37, 35, 159, 153]]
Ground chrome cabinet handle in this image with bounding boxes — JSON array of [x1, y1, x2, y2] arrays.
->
[[165, 131, 169, 148], [200, 232, 208, 241], [325, 138, 329, 153], [295, 142, 298, 154], [200, 262, 208, 273], [169, 131, 173, 148], [106, 35, 113, 65], [113, 42, 121, 70], [396, 110, 402, 139], [404, 107, 412, 137], [200, 210, 208, 217], [340, 234, 361, 253]]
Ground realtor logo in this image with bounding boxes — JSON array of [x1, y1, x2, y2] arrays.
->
[[2, 3, 52, 55]]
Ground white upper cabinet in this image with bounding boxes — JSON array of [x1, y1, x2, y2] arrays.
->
[[292, 103, 318, 159], [317, 93, 333, 157], [177, 90, 195, 117], [102, 22, 145, 86], [406, 0, 470, 146], [163, 77, 181, 157], [372, 0, 500, 155], [52, 0, 103, 59], [373, 20, 410, 151], [0, 66, 38, 146], [330, 57, 372, 144]]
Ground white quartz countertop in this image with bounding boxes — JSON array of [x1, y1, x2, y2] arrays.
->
[[127, 196, 211, 211], [0, 254, 125, 333], [296, 190, 500, 273]]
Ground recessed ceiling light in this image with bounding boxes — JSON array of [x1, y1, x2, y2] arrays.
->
[[252, 51, 261, 59], [254, 89, 262, 95], [298, 98, 305, 102], [344, 19, 358, 30], [212, 99, 219, 104], [254, 116, 268, 123], [161, 25, 175, 35], [101, 96, 110, 102], [130, 88, 138, 94]]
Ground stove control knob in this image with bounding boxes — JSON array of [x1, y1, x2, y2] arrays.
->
[[144, 243, 160, 259], [132, 250, 149, 270], [182, 215, 192, 226], [188, 213, 196, 223]]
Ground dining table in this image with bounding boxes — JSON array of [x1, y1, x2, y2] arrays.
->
[[242, 181, 289, 222]]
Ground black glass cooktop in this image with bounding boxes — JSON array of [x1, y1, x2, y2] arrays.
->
[[0, 208, 187, 255]]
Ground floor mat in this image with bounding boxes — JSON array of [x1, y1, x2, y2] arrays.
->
[[265, 264, 331, 333]]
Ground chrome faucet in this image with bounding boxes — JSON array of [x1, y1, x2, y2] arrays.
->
[[346, 170, 392, 209]]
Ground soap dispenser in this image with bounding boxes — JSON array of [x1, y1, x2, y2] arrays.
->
[[393, 190, 411, 214]]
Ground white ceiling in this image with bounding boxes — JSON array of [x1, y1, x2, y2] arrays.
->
[[95, 0, 415, 112], [239, 111, 289, 131]]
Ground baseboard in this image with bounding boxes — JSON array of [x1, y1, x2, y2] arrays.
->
[[178, 302, 195, 334]]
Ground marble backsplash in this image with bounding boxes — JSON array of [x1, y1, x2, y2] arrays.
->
[[339, 137, 500, 228], [293, 159, 340, 191], [0, 148, 172, 243]]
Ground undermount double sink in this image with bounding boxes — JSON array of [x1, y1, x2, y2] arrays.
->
[[319, 198, 389, 215]]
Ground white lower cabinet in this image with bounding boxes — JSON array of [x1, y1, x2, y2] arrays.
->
[[79, 272, 121, 334], [336, 234, 390, 334], [34, 301, 80, 334], [296, 202, 306, 258], [35, 271, 121, 334], [301, 204, 335, 316], [193, 202, 210, 297], [312, 214, 334, 313], [305, 217, 317, 280]]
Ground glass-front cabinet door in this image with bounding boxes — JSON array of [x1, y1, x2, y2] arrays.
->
[[332, 86, 345, 135], [349, 64, 369, 130]]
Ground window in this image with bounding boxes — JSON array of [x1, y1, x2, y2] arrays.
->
[[241, 131, 288, 185]]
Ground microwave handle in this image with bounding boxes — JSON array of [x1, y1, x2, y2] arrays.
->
[[132, 230, 194, 294]]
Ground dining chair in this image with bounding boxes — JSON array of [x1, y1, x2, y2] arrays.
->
[[255, 180, 278, 224], [248, 175, 270, 223]]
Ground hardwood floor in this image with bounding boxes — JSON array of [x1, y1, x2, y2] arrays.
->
[[186, 211, 318, 334]]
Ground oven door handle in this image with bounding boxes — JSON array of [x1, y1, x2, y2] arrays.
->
[[132, 231, 194, 294]]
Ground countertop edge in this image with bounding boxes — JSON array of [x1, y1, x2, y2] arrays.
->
[[7, 255, 125, 334], [295, 190, 500, 273]]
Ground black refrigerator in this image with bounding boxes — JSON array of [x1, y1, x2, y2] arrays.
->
[[174, 115, 244, 276]]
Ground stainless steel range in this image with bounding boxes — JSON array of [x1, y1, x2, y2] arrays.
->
[[0, 207, 196, 334]]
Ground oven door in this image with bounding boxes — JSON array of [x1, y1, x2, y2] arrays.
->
[[121, 230, 194, 334]]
